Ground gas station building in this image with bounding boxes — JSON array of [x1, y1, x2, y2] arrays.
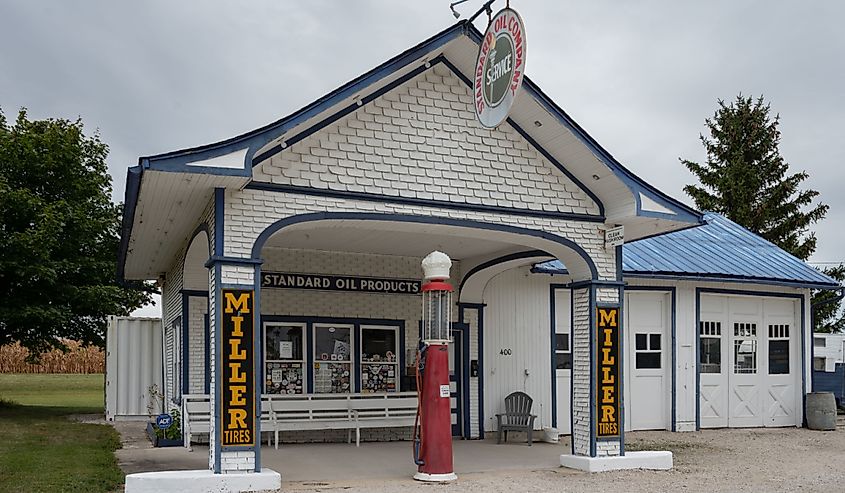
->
[[118, 19, 840, 479]]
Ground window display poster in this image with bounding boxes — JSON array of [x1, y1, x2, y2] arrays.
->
[[280, 341, 293, 359]]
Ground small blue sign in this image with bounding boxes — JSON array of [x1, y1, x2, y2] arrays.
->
[[156, 413, 173, 430]]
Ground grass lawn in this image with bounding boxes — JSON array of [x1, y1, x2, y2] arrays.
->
[[0, 374, 123, 493]]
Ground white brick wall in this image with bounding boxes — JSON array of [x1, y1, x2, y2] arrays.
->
[[571, 288, 591, 456], [188, 296, 208, 394], [254, 64, 599, 217], [223, 189, 615, 282]]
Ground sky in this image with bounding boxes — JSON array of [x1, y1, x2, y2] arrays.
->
[[2, 1, 843, 317]]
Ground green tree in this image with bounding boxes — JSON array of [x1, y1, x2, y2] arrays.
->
[[0, 109, 152, 358], [813, 265, 845, 333], [681, 95, 841, 332], [682, 95, 828, 261]]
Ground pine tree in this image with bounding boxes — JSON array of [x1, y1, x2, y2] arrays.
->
[[681, 95, 842, 332], [681, 95, 827, 261]]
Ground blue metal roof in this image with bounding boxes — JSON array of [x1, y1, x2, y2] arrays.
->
[[534, 212, 840, 289]]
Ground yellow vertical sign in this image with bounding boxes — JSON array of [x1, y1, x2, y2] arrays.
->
[[221, 289, 255, 447], [596, 306, 620, 438]]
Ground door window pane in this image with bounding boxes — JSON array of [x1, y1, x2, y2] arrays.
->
[[734, 339, 757, 374], [700, 338, 721, 374], [636, 352, 661, 369], [555, 352, 572, 370], [650, 334, 661, 351], [555, 333, 570, 352], [769, 340, 789, 374], [636, 333, 647, 350], [265, 323, 306, 395]]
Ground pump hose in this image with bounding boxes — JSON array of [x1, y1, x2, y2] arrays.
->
[[412, 349, 425, 466]]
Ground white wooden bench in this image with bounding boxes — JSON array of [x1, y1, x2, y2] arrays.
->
[[182, 392, 418, 449], [181, 394, 275, 448], [266, 392, 418, 448]]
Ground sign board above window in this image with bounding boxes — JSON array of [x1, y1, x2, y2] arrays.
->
[[262, 272, 422, 295]]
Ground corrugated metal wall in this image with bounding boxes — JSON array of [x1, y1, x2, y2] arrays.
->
[[483, 267, 552, 431], [105, 316, 163, 421]]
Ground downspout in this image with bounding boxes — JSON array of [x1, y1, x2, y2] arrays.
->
[[810, 286, 845, 393]]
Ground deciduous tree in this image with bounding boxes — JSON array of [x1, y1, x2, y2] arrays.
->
[[0, 109, 152, 358]]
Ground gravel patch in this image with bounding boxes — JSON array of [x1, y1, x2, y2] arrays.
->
[[282, 427, 845, 493]]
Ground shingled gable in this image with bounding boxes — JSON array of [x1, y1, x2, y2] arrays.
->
[[251, 63, 600, 218], [119, 20, 701, 281]]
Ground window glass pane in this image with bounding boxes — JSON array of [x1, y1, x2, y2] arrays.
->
[[636, 333, 647, 351], [814, 337, 826, 348], [361, 328, 397, 362], [769, 340, 789, 374], [362, 363, 398, 393], [555, 352, 572, 370], [734, 339, 757, 374], [266, 325, 303, 361], [314, 362, 351, 393], [315, 326, 351, 362], [266, 362, 304, 395], [700, 338, 721, 374], [813, 357, 826, 371], [650, 334, 661, 351], [636, 352, 660, 369], [555, 333, 570, 352]]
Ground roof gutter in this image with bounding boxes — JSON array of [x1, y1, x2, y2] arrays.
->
[[116, 164, 143, 283]]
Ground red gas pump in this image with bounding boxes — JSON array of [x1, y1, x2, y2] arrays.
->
[[412, 251, 457, 482]]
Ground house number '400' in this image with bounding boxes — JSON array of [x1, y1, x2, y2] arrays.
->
[[499, 348, 512, 356]]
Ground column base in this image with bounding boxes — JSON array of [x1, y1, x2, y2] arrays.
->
[[413, 471, 458, 482], [125, 468, 282, 493], [560, 451, 673, 473]]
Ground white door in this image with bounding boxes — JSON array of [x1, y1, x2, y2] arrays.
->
[[763, 299, 798, 427], [553, 289, 572, 434], [699, 295, 729, 428], [624, 291, 670, 431], [727, 297, 763, 427], [700, 294, 800, 429]]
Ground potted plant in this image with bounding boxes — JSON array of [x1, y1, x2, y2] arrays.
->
[[145, 384, 183, 447]]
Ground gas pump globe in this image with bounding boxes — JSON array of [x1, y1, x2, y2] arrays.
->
[[421, 251, 453, 344], [413, 251, 457, 482]]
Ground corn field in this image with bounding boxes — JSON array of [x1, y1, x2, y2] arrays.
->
[[0, 340, 105, 374]]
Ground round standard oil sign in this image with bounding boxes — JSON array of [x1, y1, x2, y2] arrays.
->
[[474, 8, 527, 128]]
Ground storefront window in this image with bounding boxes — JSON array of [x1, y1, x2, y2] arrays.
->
[[360, 326, 399, 393], [265, 323, 305, 395], [700, 321, 722, 374], [314, 324, 353, 393]]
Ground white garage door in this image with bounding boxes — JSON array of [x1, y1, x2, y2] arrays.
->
[[624, 291, 671, 431], [699, 294, 800, 428]]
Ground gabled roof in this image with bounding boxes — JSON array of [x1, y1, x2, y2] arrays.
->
[[119, 19, 703, 281], [534, 212, 841, 289]]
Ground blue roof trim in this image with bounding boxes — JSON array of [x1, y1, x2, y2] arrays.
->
[[533, 212, 841, 289], [462, 26, 700, 225], [139, 23, 468, 174], [117, 165, 142, 282]]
